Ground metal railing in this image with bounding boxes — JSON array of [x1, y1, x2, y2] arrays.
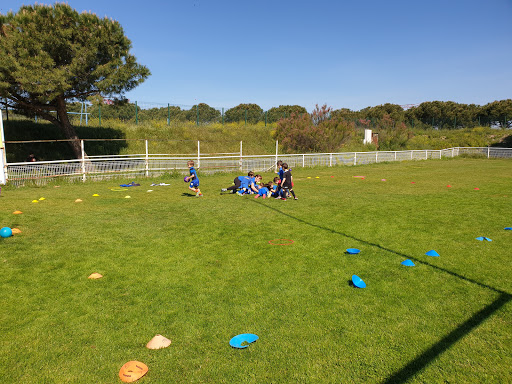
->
[[3, 145, 511, 186]]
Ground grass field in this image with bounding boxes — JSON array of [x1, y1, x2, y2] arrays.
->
[[1, 158, 511, 383]]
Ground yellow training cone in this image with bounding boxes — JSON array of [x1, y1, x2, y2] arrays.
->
[[32, 200, 39, 203], [92, 194, 99, 197], [39, 197, 45, 201], [75, 199, 82, 203], [13, 211, 23, 215], [11, 228, 22, 234], [125, 196, 131, 199]]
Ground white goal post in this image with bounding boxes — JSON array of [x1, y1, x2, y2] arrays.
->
[[0, 110, 7, 185]]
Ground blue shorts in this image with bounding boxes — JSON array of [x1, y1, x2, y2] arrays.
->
[[189, 179, 199, 188]]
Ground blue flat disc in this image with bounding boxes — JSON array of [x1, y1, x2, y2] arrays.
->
[[229, 333, 259, 349], [401, 259, 415, 266], [425, 250, 440, 257], [505, 227, 512, 230], [352, 275, 366, 288], [346, 248, 361, 254]]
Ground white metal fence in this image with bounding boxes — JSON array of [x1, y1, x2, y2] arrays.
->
[[2, 141, 511, 186]]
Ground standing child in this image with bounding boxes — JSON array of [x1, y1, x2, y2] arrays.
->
[[186, 160, 202, 197], [279, 163, 297, 201], [275, 160, 284, 198]]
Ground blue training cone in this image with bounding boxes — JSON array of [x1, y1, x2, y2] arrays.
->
[[476, 236, 492, 242], [229, 333, 259, 349], [425, 250, 440, 257], [504, 227, 512, 230], [352, 275, 366, 288], [401, 259, 415, 267], [346, 248, 361, 254]]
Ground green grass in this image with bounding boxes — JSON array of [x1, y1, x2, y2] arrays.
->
[[1, 158, 511, 383]]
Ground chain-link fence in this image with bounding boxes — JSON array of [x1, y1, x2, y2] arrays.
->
[[3, 100, 510, 129], [3, 145, 511, 186]]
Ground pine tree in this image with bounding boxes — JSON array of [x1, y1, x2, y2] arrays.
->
[[0, 3, 150, 158]]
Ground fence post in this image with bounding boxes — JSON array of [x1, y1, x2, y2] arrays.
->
[[275, 140, 279, 171], [411, 150, 413, 160], [81, 140, 86, 182], [79, 102, 84, 126], [302, 154, 305, 168], [135, 101, 138, 125], [425, 150, 428, 160], [197, 141, 200, 168], [0, 110, 7, 185], [330, 153, 333, 167], [145, 139, 149, 178], [239, 141, 243, 172], [487, 146, 490, 159], [376, 151, 378, 163], [394, 151, 397, 161], [354, 152, 357, 166]]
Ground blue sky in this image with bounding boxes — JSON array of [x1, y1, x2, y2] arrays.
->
[[2, 0, 512, 111]]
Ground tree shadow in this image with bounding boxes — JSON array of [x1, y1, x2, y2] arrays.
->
[[251, 200, 511, 383], [3, 120, 128, 161]]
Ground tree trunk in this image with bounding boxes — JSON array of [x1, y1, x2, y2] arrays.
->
[[55, 96, 86, 159]]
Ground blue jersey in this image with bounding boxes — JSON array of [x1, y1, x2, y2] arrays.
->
[[189, 167, 198, 180], [258, 187, 269, 197], [239, 176, 251, 189], [189, 167, 199, 187], [278, 167, 284, 181]]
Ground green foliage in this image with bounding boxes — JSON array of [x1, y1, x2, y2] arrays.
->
[[266, 105, 307, 123], [224, 103, 263, 124], [275, 104, 355, 152], [183, 103, 221, 123], [0, 3, 149, 156], [374, 114, 412, 150], [480, 99, 512, 128]]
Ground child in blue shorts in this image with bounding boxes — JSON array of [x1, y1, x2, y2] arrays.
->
[[186, 160, 202, 197]]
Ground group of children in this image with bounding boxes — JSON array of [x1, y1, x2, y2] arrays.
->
[[220, 160, 297, 201], [185, 159, 298, 200]]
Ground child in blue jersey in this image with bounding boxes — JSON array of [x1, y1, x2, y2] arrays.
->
[[275, 160, 284, 198], [247, 174, 262, 194], [221, 171, 254, 194], [270, 177, 280, 198], [186, 160, 202, 197], [254, 183, 272, 199]]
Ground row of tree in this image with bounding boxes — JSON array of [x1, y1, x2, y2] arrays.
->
[[63, 99, 512, 128]]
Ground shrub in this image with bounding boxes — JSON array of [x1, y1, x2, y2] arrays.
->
[[274, 105, 355, 153]]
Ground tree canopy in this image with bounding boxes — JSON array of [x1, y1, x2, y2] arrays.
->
[[0, 3, 150, 158]]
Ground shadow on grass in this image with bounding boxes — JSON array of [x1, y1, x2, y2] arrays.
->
[[252, 200, 512, 383]]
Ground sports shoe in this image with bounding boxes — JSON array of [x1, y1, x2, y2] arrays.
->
[[221, 188, 227, 192], [196, 192, 203, 197], [275, 196, 281, 199], [294, 197, 298, 200], [281, 198, 287, 201]]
